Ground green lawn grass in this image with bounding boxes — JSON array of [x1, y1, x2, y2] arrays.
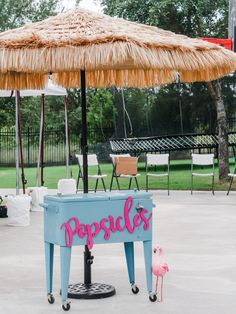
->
[[0, 158, 235, 191]]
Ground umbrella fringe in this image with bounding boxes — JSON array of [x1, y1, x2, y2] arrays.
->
[[53, 69, 175, 88], [0, 67, 234, 90], [0, 42, 235, 89], [0, 72, 48, 90], [0, 43, 235, 71]]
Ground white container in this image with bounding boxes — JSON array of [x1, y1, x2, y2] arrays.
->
[[58, 179, 77, 195], [27, 187, 48, 212], [7, 195, 31, 227]]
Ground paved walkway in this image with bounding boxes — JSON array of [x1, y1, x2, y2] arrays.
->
[[0, 190, 236, 314]]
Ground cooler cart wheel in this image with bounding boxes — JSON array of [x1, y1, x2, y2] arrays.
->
[[131, 284, 139, 294], [62, 301, 71, 311], [149, 293, 157, 302], [47, 293, 55, 304]]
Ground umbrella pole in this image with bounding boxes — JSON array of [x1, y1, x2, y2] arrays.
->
[[15, 91, 20, 195], [80, 70, 91, 284], [17, 91, 26, 194], [64, 96, 69, 179], [67, 70, 115, 299], [41, 94, 45, 186], [81, 70, 88, 193]]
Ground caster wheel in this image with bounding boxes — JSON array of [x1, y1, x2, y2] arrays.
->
[[149, 294, 157, 302], [47, 294, 55, 304], [131, 285, 139, 294], [62, 302, 71, 311]]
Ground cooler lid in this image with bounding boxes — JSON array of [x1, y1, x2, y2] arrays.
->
[[44, 192, 110, 203], [108, 190, 152, 200], [44, 190, 152, 203]]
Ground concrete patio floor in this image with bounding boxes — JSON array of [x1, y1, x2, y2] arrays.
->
[[0, 190, 236, 314]]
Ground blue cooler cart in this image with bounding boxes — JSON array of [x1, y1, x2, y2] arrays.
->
[[43, 191, 156, 311]]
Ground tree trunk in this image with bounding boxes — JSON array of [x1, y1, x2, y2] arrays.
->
[[207, 80, 229, 181]]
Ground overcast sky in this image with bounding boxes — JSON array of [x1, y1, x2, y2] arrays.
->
[[63, 0, 102, 12]]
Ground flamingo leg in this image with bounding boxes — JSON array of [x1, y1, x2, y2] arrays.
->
[[155, 276, 159, 294], [159, 276, 164, 303]]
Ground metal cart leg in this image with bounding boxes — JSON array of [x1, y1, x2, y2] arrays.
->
[[45, 241, 55, 304], [143, 240, 157, 302], [143, 240, 152, 293], [124, 242, 139, 294], [124, 242, 135, 285], [60, 246, 72, 311]]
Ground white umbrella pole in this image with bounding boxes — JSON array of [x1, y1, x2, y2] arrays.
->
[[36, 95, 44, 187], [64, 96, 69, 179], [15, 91, 20, 195]]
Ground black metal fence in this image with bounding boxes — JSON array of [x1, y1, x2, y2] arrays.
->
[[1, 119, 236, 166], [0, 127, 114, 166]]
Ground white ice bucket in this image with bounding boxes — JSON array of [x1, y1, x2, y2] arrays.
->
[[27, 186, 48, 212], [7, 194, 31, 226], [57, 179, 77, 195]]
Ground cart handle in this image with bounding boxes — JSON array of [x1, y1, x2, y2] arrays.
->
[[40, 203, 59, 214]]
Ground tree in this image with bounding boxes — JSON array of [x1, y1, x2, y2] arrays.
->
[[111, 88, 151, 138], [0, 0, 61, 31], [121, 89, 148, 137], [87, 88, 115, 142], [208, 80, 229, 180], [102, 0, 228, 37], [102, 0, 230, 181]]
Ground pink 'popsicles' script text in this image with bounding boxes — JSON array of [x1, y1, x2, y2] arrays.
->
[[60, 197, 152, 250]]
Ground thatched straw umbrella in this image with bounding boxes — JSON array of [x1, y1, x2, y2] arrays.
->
[[0, 8, 236, 89], [0, 8, 236, 300]]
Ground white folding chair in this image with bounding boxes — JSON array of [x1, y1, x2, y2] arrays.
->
[[76, 154, 107, 192], [109, 154, 140, 190], [191, 153, 214, 195], [146, 153, 170, 195], [109, 154, 130, 190], [227, 166, 236, 195]]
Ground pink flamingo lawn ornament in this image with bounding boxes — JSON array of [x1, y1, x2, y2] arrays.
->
[[152, 245, 169, 302]]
